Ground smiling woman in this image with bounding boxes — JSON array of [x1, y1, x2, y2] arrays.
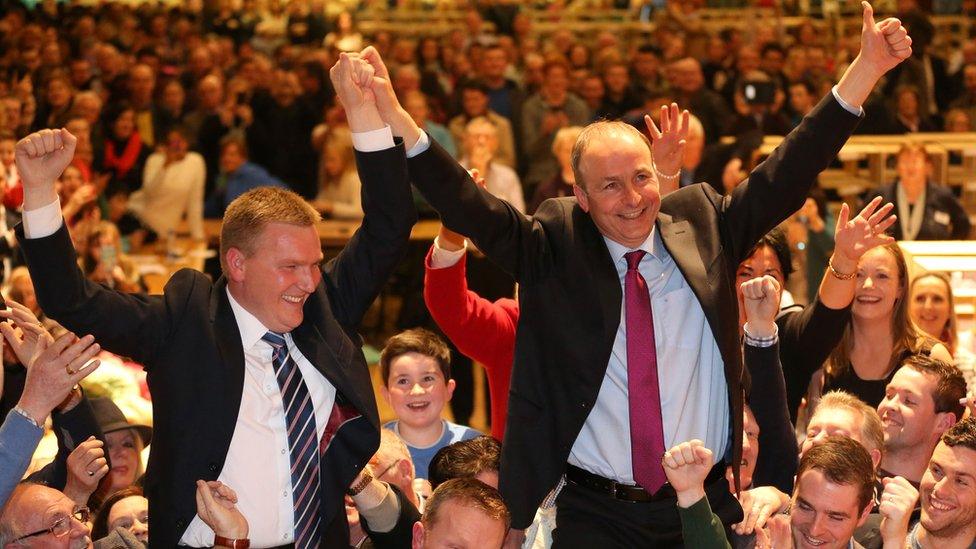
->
[[89, 398, 152, 510], [818, 244, 953, 409]]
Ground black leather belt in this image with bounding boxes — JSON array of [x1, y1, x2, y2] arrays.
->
[[566, 462, 727, 503]]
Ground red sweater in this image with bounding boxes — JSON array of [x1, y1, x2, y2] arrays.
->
[[424, 247, 519, 440]]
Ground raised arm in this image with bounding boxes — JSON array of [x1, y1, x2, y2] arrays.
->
[[662, 440, 732, 549], [740, 276, 797, 497], [355, 47, 550, 283], [723, 2, 911, 262], [323, 53, 417, 327]]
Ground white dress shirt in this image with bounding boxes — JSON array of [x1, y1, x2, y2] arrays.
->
[[568, 228, 730, 484], [180, 290, 336, 547]]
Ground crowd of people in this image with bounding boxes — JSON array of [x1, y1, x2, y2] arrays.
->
[[0, 0, 975, 548]]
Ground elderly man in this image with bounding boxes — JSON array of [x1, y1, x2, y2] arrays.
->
[[0, 484, 93, 548], [351, 3, 910, 545], [12, 55, 417, 547]]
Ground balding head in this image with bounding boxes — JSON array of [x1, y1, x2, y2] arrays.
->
[[0, 484, 92, 548]]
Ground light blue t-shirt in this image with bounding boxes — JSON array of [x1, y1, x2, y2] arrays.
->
[[384, 419, 481, 480]]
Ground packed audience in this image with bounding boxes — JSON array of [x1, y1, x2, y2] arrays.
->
[[0, 0, 975, 548]]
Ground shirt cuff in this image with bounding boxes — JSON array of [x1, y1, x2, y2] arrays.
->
[[743, 322, 779, 348], [351, 126, 395, 152], [430, 236, 467, 269], [406, 131, 430, 158], [23, 199, 64, 239], [831, 85, 864, 117]]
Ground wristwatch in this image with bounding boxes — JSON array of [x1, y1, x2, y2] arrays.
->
[[347, 469, 373, 497], [213, 535, 249, 548]]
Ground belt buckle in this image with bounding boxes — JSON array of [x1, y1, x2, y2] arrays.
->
[[612, 481, 635, 502]]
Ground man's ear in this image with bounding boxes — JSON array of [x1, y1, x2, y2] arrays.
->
[[411, 521, 425, 549], [934, 411, 957, 435], [870, 448, 882, 470], [225, 247, 246, 283], [573, 184, 590, 212], [857, 499, 875, 527], [445, 378, 456, 400], [398, 456, 414, 479]]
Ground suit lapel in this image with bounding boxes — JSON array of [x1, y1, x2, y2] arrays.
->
[[658, 213, 710, 298], [577, 207, 622, 352], [208, 279, 247, 451]]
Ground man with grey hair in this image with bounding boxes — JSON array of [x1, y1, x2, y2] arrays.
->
[[0, 484, 93, 548], [349, 3, 912, 544]]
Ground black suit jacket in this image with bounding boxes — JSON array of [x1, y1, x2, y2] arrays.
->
[[409, 94, 861, 528], [19, 145, 417, 548], [861, 180, 972, 241]]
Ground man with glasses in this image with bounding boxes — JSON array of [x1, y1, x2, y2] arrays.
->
[[0, 483, 92, 548]]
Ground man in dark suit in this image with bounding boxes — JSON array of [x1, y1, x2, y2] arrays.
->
[[12, 56, 418, 547], [349, 4, 912, 546]]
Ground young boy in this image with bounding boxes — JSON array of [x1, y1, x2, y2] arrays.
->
[[380, 328, 481, 479]]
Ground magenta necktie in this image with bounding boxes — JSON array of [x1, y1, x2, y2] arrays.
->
[[624, 250, 667, 494]]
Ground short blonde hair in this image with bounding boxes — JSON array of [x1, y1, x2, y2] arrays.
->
[[816, 391, 885, 458], [552, 126, 583, 156], [220, 187, 320, 273]]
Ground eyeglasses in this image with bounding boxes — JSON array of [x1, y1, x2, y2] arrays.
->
[[375, 459, 402, 480], [11, 507, 90, 543]]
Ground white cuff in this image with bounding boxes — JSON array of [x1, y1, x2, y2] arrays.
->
[[831, 86, 864, 117], [351, 126, 395, 152], [406, 131, 431, 158], [23, 199, 64, 239], [430, 236, 467, 269]]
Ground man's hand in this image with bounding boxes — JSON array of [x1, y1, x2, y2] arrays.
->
[[645, 103, 690, 179], [831, 196, 896, 273], [858, 2, 912, 77], [878, 476, 918, 548], [836, 2, 912, 107], [360, 47, 423, 149], [740, 276, 781, 337], [328, 53, 384, 133], [662, 439, 713, 508], [195, 480, 249, 540], [15, 128, 77, 210], [734, 486, 790, 535], [755, 514, 793, 549], [63, 436, 109, 505], [15, 331, 101, 426]]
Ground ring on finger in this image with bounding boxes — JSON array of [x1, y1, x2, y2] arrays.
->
[[66, 365, 76, 375], [87, 470, 95, 477]]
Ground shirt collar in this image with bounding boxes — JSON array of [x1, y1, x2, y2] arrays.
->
[[603, 225, 663, 267], [225, 287, 273, 350]]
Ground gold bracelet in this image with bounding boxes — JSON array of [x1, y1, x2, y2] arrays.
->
[[828, 258, 856, 280]]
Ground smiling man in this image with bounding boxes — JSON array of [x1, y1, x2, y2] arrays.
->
[[353, 2, 913, 545], [878, 356, 965, 485], [11, 51, 418, 548], [791, 437, 876, 549], [909, 418, 976, 549]]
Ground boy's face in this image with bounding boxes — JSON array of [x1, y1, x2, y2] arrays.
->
[[0, 139, 15, 167], [383, 352, 455, 430]]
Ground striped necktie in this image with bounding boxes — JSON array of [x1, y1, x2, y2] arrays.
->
[[262, 331, 322, 549]]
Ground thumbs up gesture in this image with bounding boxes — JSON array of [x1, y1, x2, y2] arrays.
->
[[858, 1, 912, 76]]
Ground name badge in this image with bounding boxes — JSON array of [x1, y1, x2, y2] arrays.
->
[[934, 211, 951, 225]]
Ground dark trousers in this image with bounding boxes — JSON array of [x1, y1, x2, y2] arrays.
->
[[552, 471, 743, 548]]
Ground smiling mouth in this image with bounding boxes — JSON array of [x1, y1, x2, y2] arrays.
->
[[282, 294, 305, 304], [618, 208, 646, 220], [406, 402, 430, 411], [799, 531, 827, 546], [927, 495, 955, 513], [856, 295, 882, 304]]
